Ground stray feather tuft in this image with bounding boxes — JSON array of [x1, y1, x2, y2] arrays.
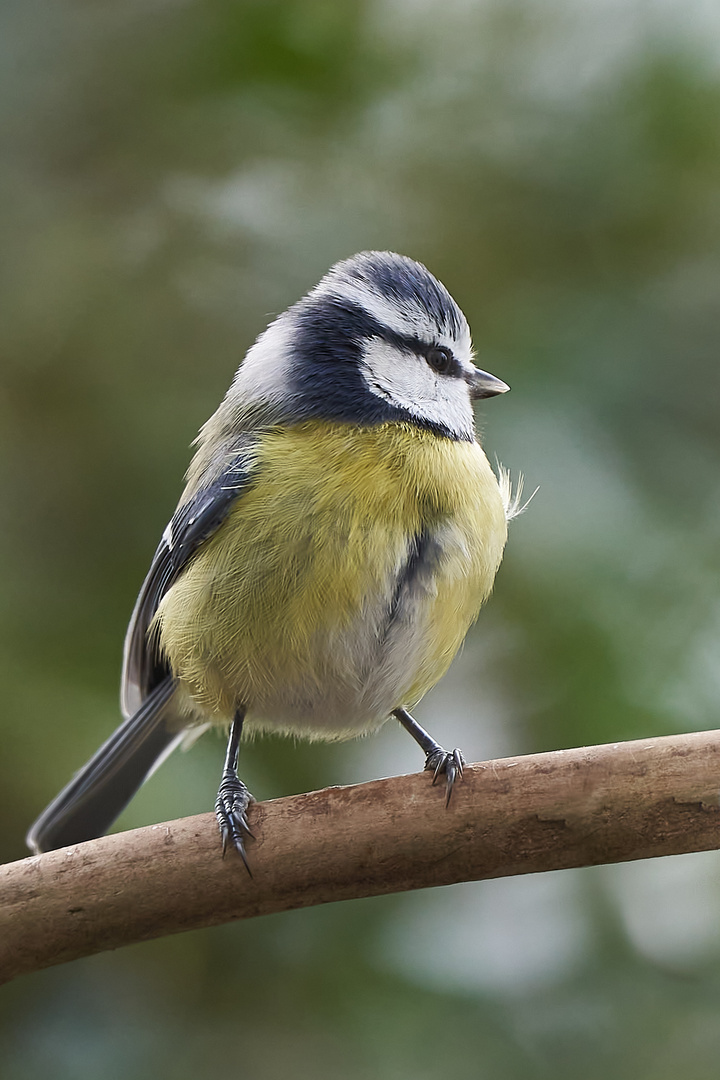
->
[[495, 461, 537, 521]]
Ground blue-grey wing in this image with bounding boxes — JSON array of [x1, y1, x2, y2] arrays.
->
[[121, 445, 258, 718], [27, 442, 259, 854]]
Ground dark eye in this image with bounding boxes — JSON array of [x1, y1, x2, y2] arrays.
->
[[426, 346, 454, 375]]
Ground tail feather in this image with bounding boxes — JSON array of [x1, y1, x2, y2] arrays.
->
[[27, 677, 180, 854]]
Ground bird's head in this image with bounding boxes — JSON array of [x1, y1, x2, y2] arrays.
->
[[231, 251, 509, 442]]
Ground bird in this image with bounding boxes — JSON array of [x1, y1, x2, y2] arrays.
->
[[27, 250, 516, 869]]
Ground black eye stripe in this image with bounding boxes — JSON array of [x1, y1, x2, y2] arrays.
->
[[370, 329, 458, 368], [295, 296, 462, 377], [381, 334, 460, 376]]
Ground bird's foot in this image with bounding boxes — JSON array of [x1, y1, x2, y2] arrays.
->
[[425, 746, 465, 806], [215, 770, 255, 871]]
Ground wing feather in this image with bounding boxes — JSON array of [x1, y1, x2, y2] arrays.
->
[[121, 443, 258, 718]]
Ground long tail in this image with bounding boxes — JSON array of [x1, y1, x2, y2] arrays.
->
[[27, 676, 182, 854]]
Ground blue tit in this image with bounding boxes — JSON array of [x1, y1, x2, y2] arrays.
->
[[27, 250, 514, 867]]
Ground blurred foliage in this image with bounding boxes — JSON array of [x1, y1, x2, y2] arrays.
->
[[3, 0, 720, 1077]]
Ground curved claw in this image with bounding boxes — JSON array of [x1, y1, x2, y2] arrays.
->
[[215, 772, 255, 873], [425, 747, 466, 806]]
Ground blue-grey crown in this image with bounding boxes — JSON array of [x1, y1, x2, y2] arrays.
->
[[326, 250, 466, 340]]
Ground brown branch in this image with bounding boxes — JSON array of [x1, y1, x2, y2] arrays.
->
[[3, 728, 720, 984]]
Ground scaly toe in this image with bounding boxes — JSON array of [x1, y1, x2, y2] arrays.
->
[[215, 773, 255, 872], [425, 747, 466, 806]]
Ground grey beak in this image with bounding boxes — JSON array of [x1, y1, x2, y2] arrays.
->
[[467, 368, 510, 400]]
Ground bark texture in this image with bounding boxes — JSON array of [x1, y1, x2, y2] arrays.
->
[[3, 729, 720, 984]]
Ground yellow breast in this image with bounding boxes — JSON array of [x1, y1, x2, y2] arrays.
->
[[154, 421, 508, 737]]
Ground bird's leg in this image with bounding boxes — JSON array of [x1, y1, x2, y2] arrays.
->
[[393, 706, 465, 806], [215, 708, 255, 870]]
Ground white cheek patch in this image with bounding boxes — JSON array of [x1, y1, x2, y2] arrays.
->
[[360, 338, 475, 439]]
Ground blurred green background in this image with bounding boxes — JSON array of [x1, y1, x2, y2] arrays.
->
[[3, 0, 720, 1076]]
